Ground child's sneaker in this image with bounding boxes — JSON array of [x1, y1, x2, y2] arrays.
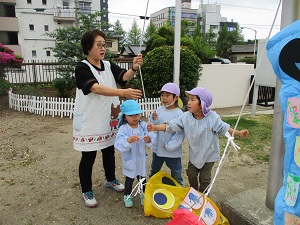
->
[[123, 195, 133, 208], [82, 191, 98, 208], [104, 179, 125, 192], [140, 194, 144, 206]]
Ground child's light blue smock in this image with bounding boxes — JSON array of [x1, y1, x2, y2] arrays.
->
[[114, 121, 156, 179], [150, 106, 184, 158], [165, 111, 230, 169]]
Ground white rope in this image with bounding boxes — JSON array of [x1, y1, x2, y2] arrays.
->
[[137, 0, 150, 102], [196, 0, 282, 222], [232, 0, 282, 135], [126, 178, 146, 199]]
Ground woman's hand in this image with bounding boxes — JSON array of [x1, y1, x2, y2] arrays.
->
[[123, 88, 142, 100], [132, 54, 143, 71]]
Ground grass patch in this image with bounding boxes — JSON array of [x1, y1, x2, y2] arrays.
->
[[220, 114, 273, 162]]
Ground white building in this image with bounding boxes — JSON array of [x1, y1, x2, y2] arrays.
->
[[150, 1, 237, 39], [150, 0, 198, 35], [16, 0, 100, 61], [1, 0, 119, 61]]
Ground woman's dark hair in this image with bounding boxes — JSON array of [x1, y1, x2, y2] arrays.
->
[[81, 29, 106, 55]]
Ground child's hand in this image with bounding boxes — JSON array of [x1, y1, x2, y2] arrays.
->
[[152, 110, 157, 120], [144, 135, 151, 143], [239, 129, 249, 137], [127, 134, 140, 143], [147, 123, 155, 132]]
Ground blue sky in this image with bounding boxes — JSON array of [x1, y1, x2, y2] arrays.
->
[[108, 0, 282, 41]]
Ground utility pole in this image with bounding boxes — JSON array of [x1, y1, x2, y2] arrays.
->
[[75, 0, 79, 28], [173, 0, 181, 86], [266, 0, 300, 209]]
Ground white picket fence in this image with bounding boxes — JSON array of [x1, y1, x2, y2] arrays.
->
[[8, 90, 161, 119]]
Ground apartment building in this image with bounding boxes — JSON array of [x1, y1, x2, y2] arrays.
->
[[0, 0, 20, 55], [0, 0, 119, 61], [150, 1, 237, 39], [150, 0, 198, 35]]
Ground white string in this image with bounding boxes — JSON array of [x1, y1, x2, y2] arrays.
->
[[232, 0, 282, 136], [196, 0, 282, 222], [126, 178, 145, 199], [137, 0, 150, 102]]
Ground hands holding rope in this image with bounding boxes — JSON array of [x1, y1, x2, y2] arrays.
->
[[132, 54, 143, 72]]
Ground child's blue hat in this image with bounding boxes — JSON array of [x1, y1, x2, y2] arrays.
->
[[120, 100, 143, 115]]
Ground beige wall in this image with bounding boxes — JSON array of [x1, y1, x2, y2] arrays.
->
[[0, 17, 18, 31], [198, 64, 254, 109], [6, 45, 21, 55]]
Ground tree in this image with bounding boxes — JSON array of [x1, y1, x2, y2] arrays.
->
[[144, 24, 174, 53], [216, 24, 244, 59], [127, 20, 142, 45], [45, 12, 109, 97], [128, 45, 201, 100], [143, 22, 157, 43], [112, 20, 127, 51], [181, 20, 195, 38], [144, 23, 215, 63], [205, 27, 217, 48], [0, 43, 23, 94]]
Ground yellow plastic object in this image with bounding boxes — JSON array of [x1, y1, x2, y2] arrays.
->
[[144, 171, 229, 225]]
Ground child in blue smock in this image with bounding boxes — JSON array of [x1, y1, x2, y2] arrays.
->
[[114, 100, 156, 208], [148, 87, 249, 193], [149, 83, 184, 185]]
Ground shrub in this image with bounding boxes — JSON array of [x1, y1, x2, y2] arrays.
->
[[52, 77, 75, 98], [128, 45, 202, 100], [0, 43, 23, 95]]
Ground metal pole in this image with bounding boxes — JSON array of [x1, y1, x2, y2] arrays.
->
[[241, 27, 257, 57], [173, 0, 181, 86], [75, 0, 79, 28], [253, 30, 257, 58], [266, 0, 300, 210]]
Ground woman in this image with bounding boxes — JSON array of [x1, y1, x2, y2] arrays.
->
[[73, 29, 142, 208]]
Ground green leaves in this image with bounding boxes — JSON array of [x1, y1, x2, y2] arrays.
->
[[129, 45, 201, 100]]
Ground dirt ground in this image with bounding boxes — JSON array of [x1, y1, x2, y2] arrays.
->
[[0, 95, 270, 225]]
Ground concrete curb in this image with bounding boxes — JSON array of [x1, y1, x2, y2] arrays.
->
[[219, 186, 274, 225]]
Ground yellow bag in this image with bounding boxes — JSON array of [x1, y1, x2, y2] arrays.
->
[[144, 171, 229, 225]]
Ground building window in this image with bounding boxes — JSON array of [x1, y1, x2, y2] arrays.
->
[[227, 27, 236, 32], [210, 25, 218, 30], [0, 32, 18, 45], [29, 24, 34, 31], [46, 50, 51, 57], [189, 13, 195, 19], [32, 50, 37, 57], [79, 2, 91, 15], [44, 25, 49, 31], [27, 0, 32, 3], [42, 0, 47, 5], [106, 42, 112, 48]]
